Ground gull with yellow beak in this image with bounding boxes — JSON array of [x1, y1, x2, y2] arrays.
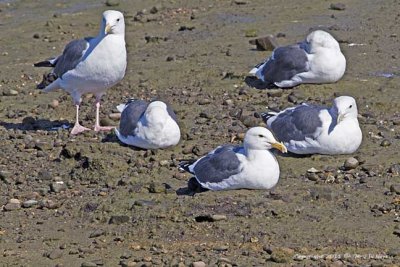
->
[[179, 127, 287, 191], [261, 96, 362, 154], [34, 10, 126, 135]]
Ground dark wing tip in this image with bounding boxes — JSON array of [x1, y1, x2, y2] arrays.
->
[[178, 160, 196, 173], [260, 112, 275, 123], [34, 60, 55, 68], [36, 73, 58, 89]]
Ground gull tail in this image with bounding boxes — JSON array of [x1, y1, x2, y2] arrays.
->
[[178, 160, 196, 173], [34, 58, 58, 68], [249, 61, 267, 81], [260, 111, 278, 124]]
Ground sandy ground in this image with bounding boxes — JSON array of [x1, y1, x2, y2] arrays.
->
[[0, 0, 399, 266]]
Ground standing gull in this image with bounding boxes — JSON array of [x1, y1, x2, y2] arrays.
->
[[115, 99, 181, 149], [261, 96, 362, 155], [179, 127, 287, 191], [249, 30, 346, 88], [34, 10, 127, 135]]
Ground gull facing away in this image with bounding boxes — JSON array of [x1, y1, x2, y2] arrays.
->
[[249, 30, 346, 88], [115, 99, 181, 149], [34, 10, 127, 135], [179, 127, 287, 191], [261, 96, 362, 155]]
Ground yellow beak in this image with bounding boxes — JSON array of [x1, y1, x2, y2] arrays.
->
[[105, 23, 112, 34], [271, 142, 288, 153]]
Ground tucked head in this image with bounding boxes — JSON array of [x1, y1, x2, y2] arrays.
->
[[306, 30, 340, 51], [332, 96, 358, 123], [101, 10, 125, 35], [244, 127, 287, 152]]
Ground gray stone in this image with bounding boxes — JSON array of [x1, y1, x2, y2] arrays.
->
[[249, 35, 278, 51], [22, 199, 38, 208], [330, 3, 346, 10], [109, 215, 130, 224], [50, 181, 67, 193], [105, 0, 119, 7], [89, 229, 106, 238], [47, 249, 63, 260], [81, 262, 97, 267], [390, 184, 400, 194], [344, 157, 359, 170], [191, 261, 206, 267]]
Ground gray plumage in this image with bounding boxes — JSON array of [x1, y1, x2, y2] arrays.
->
[[119, 99, 178, 137], [259, 44, 309, 84], [119, 100, 149, 137], [192, 145, 243, 184], [262, 104, 324, 142], [34, 38, 89, 80]]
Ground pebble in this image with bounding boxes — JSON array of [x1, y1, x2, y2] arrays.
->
[[89, 229, 106, 238], [249, 35, 278, 51], [119, 260, 137, 267], [195, 214, 227, 222], [3, 89, 19, 96], [47, 249, 63, 260], [267, 89, 283, 98], [109, 113, 121, 121], [109, 215, 130, 224], [380, 139, 391, 147], [344, 157, 359, 170], [389, 164, 400, 176], [390, 184, 400, 194], [39, 199, 59, 209], [4, 198, 21, 211], [81, 262, 97, 267], [105, 0, 120, 7], [50, 99, 59, 108], [191, 261, 206, 267], [270, 247, 294, 263], [310, 187, 335, 201], [198, 99, 211, 105], [330, 3, 346, 10], [50, 181, 67, 193], [22, 199, 38, 208]]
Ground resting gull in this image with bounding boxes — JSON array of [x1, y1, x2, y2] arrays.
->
[[261, 96, 362, 155], [34, 10, 127, 135], [115, 99, 181, 149], [179, 127, 287, 191], [249, 30, 346, 88]]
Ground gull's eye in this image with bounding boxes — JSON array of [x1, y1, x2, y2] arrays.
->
[[117, 18, 120, 22], [258, 134, 264, 138], [349, 105, 353, 108]]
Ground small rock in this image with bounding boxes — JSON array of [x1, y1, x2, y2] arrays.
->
[[198, 99, 211, 105], [344, 157, 359, 170], [179, 25, 195, 31], [50, 99, 59, 108], [109, 113, 121, 121], [387, 248, 400, 257], [22, 199, 38, 208], [195, 214, 227, 222], [4, 199, 21, 211], [3, 89, 19, 96], [389, 164, 400, 176], [191, 261, 206, 267], [81, 262, 97, 267], [330, 3, 346, 10], [270, 247, 294, 263], [380, 139, 391, 147], [267, 89, 283, 98], [223, 99, 234, 106], [89, 229, 106, 238], [33, 33, 40, 39], [105, 0, 119, 7], [50, 181, 67, 193], [310, 187, 335, 201], [234, 0, 247, 4], [0, 170, 12, 184], [109, 215, 130, 224], [249, 35, 279, 51], [120, 260, 137, 267], [47, 249, 63, 260], [39, 199, 59, 209], [393, 229, 400, 237], [390, 184, 400, 194]]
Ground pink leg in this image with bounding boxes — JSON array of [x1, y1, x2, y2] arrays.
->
[[70, 105, 90, 135], [94, 101, 115, 132]]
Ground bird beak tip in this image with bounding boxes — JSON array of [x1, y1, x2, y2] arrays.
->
[[271, 142, 287, 153]]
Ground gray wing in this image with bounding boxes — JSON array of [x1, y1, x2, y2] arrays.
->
[[193, 145, 243, 184], [52, 38, 90, 77], [269, 104, 325, 142], [119, 100, 149, 136], [262, 44, 309, 83]]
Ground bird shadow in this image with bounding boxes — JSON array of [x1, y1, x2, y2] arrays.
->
[[274, 150, 312, 158], [0, 116, 71, 132], [244, 76, 276, 90], [176, 177, 209, 196]]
